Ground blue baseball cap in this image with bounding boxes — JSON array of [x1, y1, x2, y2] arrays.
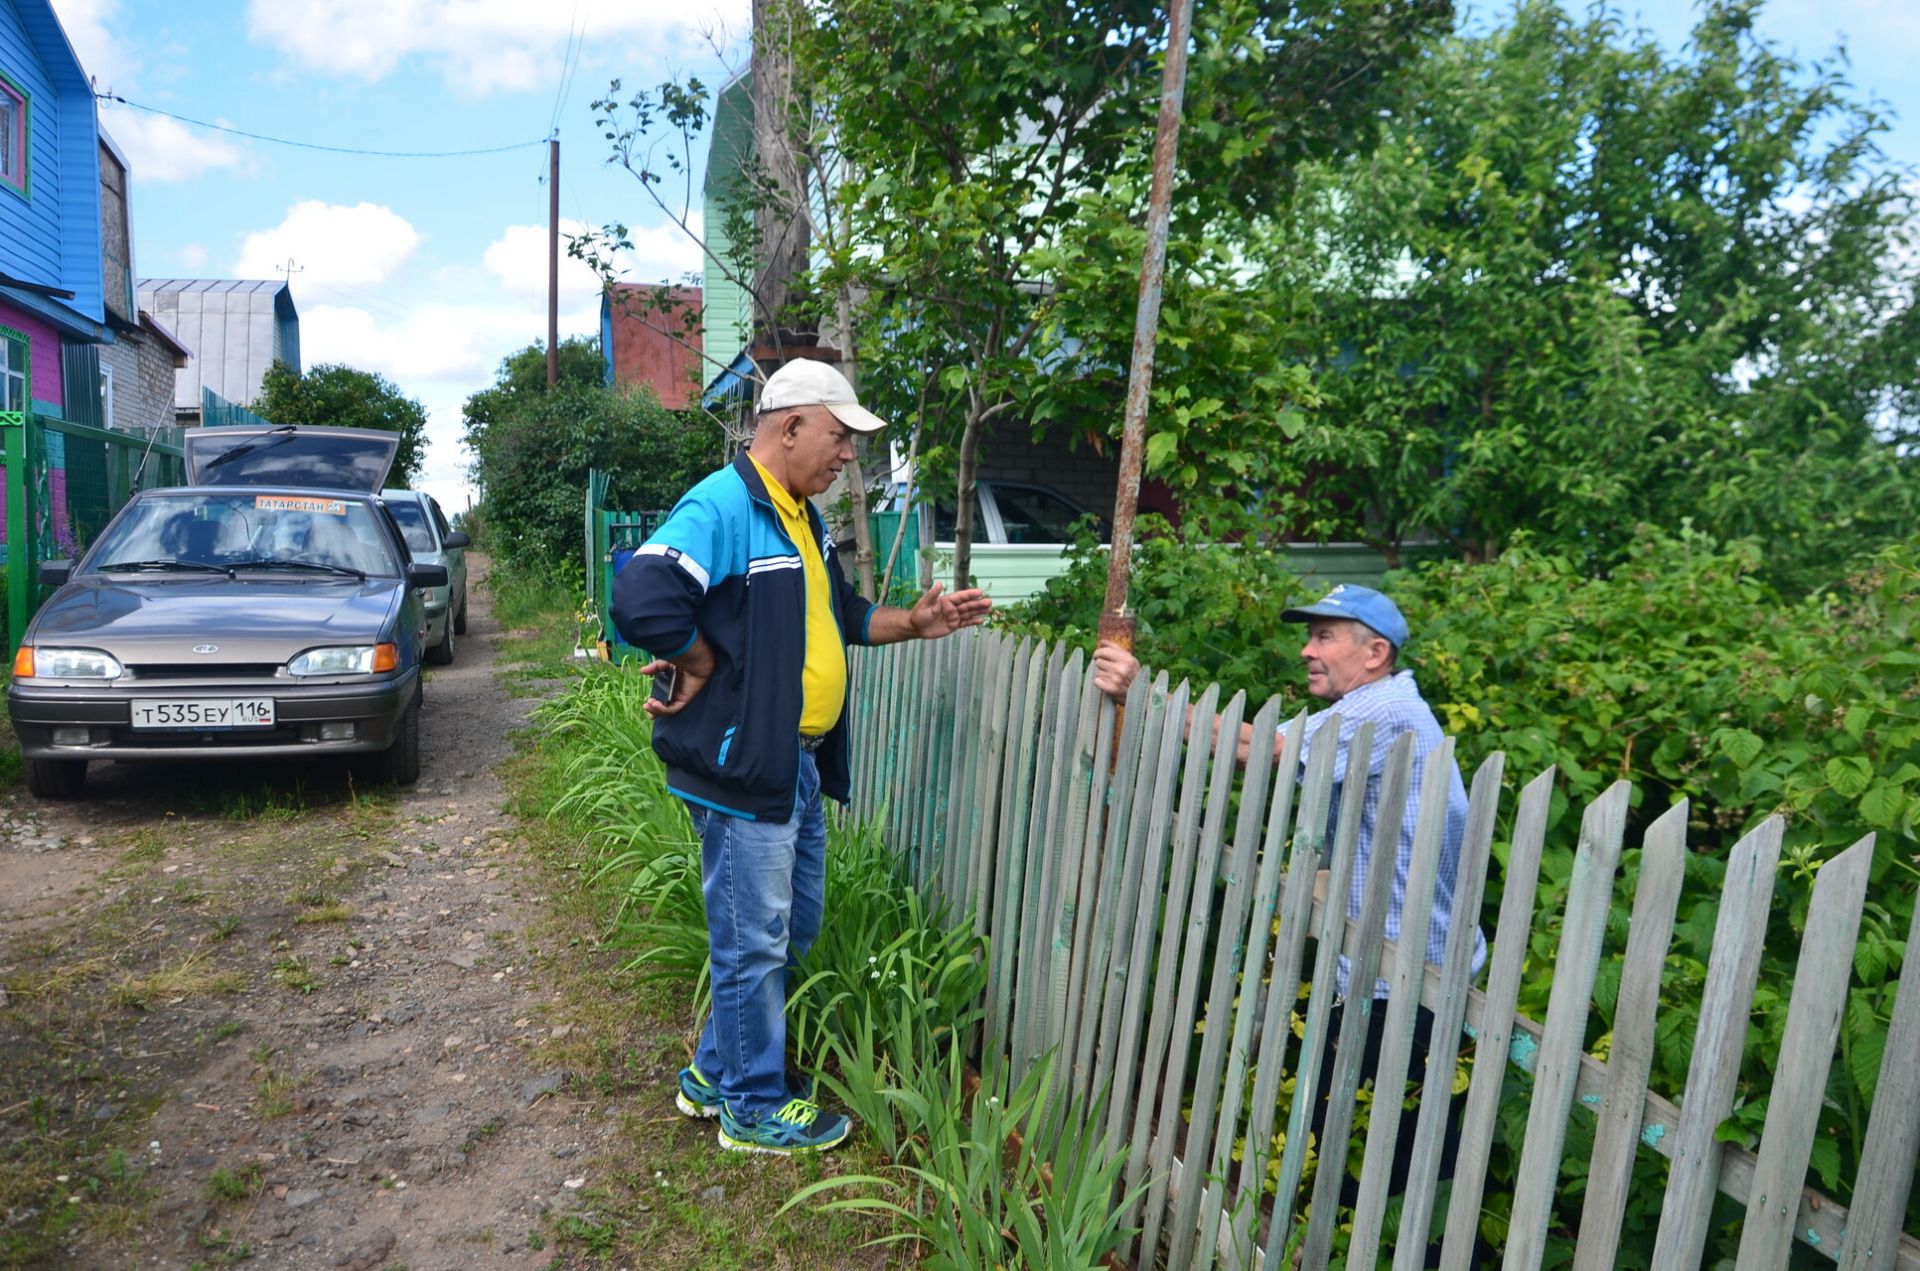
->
[[1280, 583, 1409, 649]]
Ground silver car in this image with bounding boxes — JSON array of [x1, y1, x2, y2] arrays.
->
[[5, 425, 446, 798], [380, 489, 469, 665]]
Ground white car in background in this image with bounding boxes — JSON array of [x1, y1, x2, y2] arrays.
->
[[380, 489, 469, 665]]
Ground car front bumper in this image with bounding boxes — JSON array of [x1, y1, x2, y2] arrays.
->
[[7, 671, 419, 761]]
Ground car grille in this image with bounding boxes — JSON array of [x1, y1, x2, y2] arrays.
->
[[125, 664, 284, 681]]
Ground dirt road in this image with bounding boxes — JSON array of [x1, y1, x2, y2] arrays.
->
[[1, 557, 614, 1269]]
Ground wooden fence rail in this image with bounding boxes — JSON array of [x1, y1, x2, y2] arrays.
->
[[846, 630, 1920, 1270]]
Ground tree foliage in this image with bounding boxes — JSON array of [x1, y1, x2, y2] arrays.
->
[[1285, 2, 1920, 584], [251, 360, 431, 487], [462, 338, 724, 569], [800, 0, 1453, 580]]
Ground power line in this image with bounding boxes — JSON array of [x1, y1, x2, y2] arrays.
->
[[99, 95, 546, 159]]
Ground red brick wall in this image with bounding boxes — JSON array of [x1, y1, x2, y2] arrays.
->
[[607, 285, 703, 410]]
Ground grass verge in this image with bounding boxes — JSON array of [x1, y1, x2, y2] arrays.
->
[[490, 583, 901, 1270]]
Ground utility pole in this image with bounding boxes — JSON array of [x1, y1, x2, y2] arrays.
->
[[547, 137, 560, 390]]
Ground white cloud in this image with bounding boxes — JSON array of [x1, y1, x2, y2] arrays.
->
[[233, 201, 422, 288], [101, 109, 253, 184], [246, 0, 751, 96], [49, 0, 132, 93]]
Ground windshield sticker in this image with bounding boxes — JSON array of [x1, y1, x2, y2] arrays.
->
[[254, 496, 348, 516]]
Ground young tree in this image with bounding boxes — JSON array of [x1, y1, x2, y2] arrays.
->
[[800, 0, 1452, 584], [1288, 1, 1920, 584], [251, 361, 431, 487]]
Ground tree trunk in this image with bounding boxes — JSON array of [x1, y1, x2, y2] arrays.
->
[[834, 286, 877, 599], [951, 404, 985, 591], [751, 0, 811, 345]]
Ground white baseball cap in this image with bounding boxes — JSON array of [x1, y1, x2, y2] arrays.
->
[[758, 360, 889, 434]]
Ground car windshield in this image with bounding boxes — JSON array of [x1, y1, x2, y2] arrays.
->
[[85, 493, 399, 577], [384, 500, 437, 554]]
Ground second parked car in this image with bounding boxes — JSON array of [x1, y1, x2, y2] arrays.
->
[[380, 489, 469, 665]]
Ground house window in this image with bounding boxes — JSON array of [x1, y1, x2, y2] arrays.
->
[[2, 328, 27, 413], [100, 363, 115, 429], [0, 73, 25, 196]]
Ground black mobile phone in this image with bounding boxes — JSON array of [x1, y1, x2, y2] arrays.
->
[[651, 666, 679, 705]]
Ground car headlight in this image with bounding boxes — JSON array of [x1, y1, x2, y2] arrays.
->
[[12, 646, 124, 679], [288, 643, 398, 676]]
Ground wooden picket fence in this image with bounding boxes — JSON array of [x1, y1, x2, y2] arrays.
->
[[845, 629, 1920, 1270]]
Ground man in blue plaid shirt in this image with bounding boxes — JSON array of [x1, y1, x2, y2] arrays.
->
[[1094, 582, 1483, 1262]]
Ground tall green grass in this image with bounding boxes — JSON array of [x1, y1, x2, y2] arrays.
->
[[539, 663, 1138, 1266]]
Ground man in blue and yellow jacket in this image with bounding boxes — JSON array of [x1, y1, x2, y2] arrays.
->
[[610, 359, 991, 1155]]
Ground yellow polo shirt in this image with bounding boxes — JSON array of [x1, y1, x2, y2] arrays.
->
[[748, 454, 847, 736]]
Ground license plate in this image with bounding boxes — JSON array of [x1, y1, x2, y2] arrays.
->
[[131, 698, 276, 729]]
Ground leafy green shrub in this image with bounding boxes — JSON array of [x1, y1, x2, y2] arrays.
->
[[462, 339, 722, 571], [1004, 524, 1917, 1223], [1005, 516, 1317, 698]]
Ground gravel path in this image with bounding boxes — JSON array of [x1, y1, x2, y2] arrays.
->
[[1, 556, 614, 1269]]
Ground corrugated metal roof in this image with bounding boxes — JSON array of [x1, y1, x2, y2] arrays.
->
[[141, 279, 293, 296]]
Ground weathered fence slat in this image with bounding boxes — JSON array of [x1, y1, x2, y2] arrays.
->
[[1198, 708, 1308, 1271], [1119, 682, 1221, 1259], [1062, 689, 1138, 1133], [1391, 750, 1506, 1271], [1075, 671, 1144, 1151], [1138, 690, 1247, 1268], [1300, 729, 1413, 1271], [938, 631, 980, 907], [1571, 798, 1690, 1271], [1052, 677, 1114, 1117], [1103, 675, 1186, 1161], [984, 638, 1044, 1076], [1501, 779, 1631, 1270], [1736, 833, 1876, 1269], [1012, 642, 1071, 1081], [1228, 711, 1315, 1265], [1838, 872, 1920, 1271], [1169, 695, 1284, 1271], [1651, 815, 1787, 1268], [965, 635, 1015, 931], [1349, 737, 1467, 1268], [1263, 718, 1377, 1269], [1439, 765, 1555, 1271]]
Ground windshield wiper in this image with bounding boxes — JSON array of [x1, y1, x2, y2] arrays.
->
[[202, 424, 297, 470], [224, 558, 367, 580], [95, 559, 230, 574]]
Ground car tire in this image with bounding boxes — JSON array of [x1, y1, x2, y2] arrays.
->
[[363, 691, 421, 786], [25, 757, 87, 799], [453, 589, 467, 635], [426, 617, 455, 666]]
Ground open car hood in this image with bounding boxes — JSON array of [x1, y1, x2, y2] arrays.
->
[[183, 425, 399, 492]]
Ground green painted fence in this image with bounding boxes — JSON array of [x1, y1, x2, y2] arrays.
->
[[846, 630, 1920, 1270], [2, 409, 184, 653]]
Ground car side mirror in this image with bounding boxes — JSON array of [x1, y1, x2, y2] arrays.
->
[[408, 563, 449, 589], [441, 530, 470, 549], [38, 560, 73, 587]]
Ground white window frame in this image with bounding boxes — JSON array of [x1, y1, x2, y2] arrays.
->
[[100, 362, 115, 430]]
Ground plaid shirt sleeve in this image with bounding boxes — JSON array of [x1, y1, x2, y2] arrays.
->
[[1302, 671, 1488, 998]]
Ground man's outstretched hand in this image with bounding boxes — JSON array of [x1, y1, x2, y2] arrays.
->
[[907, 582, 994, 639]]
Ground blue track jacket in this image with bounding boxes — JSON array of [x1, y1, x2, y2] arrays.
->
[[609, 453, 878, 821]]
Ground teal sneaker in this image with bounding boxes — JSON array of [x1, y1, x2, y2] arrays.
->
[[677, 1064, 816, 1119], [675, 1065, 723, 1119], [717, 1097, 852, 1155]]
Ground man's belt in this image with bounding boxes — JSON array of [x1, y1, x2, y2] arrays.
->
[[798, 733, 827, 752]]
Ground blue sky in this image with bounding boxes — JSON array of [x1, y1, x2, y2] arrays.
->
[[48, 0, 751, 513], [40, 0, 1920, 515]]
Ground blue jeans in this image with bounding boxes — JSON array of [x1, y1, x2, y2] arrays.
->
[[685, 750, 826, 1122]]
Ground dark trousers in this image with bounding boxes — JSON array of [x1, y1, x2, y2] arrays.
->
[[1309, 1002, 1473, 1266]]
